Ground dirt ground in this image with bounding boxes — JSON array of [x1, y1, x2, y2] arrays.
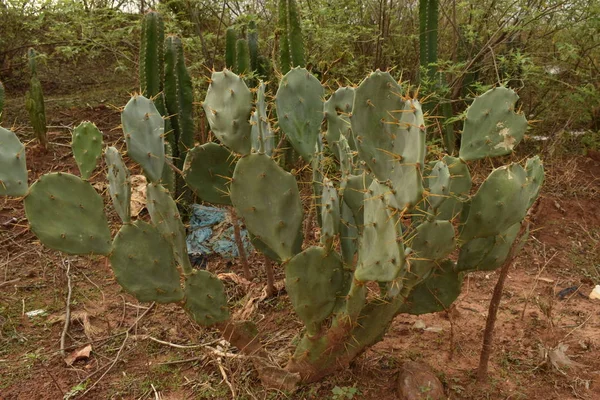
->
[[1, 96, 599, 400]]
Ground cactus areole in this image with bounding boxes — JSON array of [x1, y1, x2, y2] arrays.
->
[[1, 66, 542, 388]]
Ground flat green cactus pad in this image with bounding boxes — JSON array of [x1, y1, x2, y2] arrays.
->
[[355, 181, 405, 282], [340, 202, 359, 266], [231, 154, 303, 261], [285, 246, 344, 334], [459, 87, 527, 161], [146, 183, 192, 273], [342, 173, 373, 229], [72, 121, 103, 180], [320, 177, 340, 248], [183, 142, 235, 205], [184, 270, 230, 326], [203, 69, 252, 155], [121, 95, 165, 182], [351, 71, 405, 181], [324, 86, 355, 151], [460, 163, 528, 241], [0, 126, 28, 196], [105, 146, 131, 223], [275, 67, 324, 162], [457, 222, 521, 272], [399, 260, 462, 315], [407, 220, 456, 283], [426, 160, 451, 213], [525, 156, 544, 208], [110, 220, 184, 303], [24, 173, 111, 255], [435, 156, 471, 220]]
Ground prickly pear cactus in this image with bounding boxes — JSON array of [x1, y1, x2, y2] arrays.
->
[[203, 70, 252, 155], [121, 95, 165, 182], [1, 63, 545, 389]]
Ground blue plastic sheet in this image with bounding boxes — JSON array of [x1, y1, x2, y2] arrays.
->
[[186, 204, 253, 259]]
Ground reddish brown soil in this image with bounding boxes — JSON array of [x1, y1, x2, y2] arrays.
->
[[1, 104, 599, 399]]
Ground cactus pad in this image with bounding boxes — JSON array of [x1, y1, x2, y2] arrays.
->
[[426, 160, 451, 214], [0, 127, 28, 196], [231, 154, 303, 261], [105, 147, 131, 223], [355, 181, 405, 282], [122, 94, 165, 182], [72, 121, 103, 180], [203, 69, 252, 155], [320, 177, 340, 248], [459, 87, 527, 161], [525, 156, 544, 208], [407, 220, 456, 283], [457, 222, 520, 272], [399, 260, 462, 315], [250, 82, 274, 156], [184, 270, 230, 326], [275, 67, 324, 162], [324, 87, 355, 150], [342, 173, 373, 229], [146, 183, 192, 273], [460, 163, 528, 241], [285, 246, 344, 334], [351, 71, 405, 181], [110, 220, 183, 303], [435, 156, 471, 220], [24, 173, 111, 255], [183, 142, 235, 205]]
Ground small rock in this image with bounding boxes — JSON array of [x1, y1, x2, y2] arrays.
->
[[397, 361, 445, 400], [412, 320, 426, 330]]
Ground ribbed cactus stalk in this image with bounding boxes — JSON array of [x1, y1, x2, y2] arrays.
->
[[278, 0, 291, 73], [287, 0, 305, 68], [225, 27, 237, 70], [419, 0, 439, 81], [25, 48, 48, 149], [247, 20, 259, 73], [235, 39, 251, 75], [140, 11, 165, 109], [164, 35, 194, 169], [2, 67, 543, 390]]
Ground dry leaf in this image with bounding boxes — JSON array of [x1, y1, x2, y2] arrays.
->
[[130, 174, 147, 217], [64, 344, 92, 366]]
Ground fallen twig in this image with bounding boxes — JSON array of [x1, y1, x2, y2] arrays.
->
[[60, 259, 73, 358]]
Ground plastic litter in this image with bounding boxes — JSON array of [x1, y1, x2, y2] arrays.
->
[[186, 204, 253, 260]]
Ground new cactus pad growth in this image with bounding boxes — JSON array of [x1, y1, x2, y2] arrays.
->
[[72, 121, 103, 180]]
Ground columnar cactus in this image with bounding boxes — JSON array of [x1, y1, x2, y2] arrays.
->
[[1, 66, 543, 389], [25, 48, 48, 149], [278, 0, 305, 74]]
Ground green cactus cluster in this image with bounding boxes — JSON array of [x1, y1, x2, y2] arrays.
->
[[0, 60, 543, 387], [225, 20, 266, 80], [25, 48, 48, 149]]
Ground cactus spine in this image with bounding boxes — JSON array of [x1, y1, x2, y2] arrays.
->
[[25, 48, 48, 149]]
